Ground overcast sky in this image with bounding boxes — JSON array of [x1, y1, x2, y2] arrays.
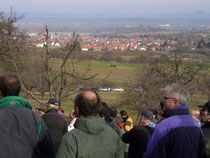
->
[[0, 0, 210, 17]]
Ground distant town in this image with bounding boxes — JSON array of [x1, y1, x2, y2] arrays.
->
[[26, 33, 206, 52]]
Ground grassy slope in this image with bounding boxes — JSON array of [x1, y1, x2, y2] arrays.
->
[[56, 59, 139, 87], [28, 51, 210, 124], [29, 58, 143, 122]]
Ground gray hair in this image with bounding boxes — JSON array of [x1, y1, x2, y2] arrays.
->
[[163, 83, 190, 105]]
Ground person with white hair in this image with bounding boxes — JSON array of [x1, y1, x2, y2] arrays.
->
[[144, 83, 205, 158]]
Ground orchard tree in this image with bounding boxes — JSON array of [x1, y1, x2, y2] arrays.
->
[[121, 53, 203, 111], [0, 10, 102, 105]]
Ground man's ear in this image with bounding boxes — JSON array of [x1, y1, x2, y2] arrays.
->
[[175, 99, 180, 106], [75, 106, 80, 117], [140, 116, 145, 122]]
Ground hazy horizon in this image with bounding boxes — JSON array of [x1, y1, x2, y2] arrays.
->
[[0, 0, 210, 18]]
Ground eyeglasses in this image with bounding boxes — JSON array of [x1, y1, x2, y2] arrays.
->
[[163, 96, 176, 100]]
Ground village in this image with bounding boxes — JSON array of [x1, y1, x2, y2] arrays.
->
[[26, 33, 200, 52]]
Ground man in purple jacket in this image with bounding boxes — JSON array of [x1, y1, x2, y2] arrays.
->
[[144, 83, 205, 158]]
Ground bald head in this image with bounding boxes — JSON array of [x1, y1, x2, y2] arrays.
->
[[74, 90, 101, 117], [80, 90, 97, 105]]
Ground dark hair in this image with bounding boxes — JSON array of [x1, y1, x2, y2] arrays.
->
[[99, 102, 109, 117], [201, 108, 210, 115], [151, 110, 158, 118], [74, 90, 101, 116], [99, 102, 113, 122], [0, 73, 21, 97], [109, 107, 118, 118], [120, 110, 127, 116]]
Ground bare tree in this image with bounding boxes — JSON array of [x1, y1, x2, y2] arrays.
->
[[196, 57, 210, 101], [121, 53, 203, 111], [0, 10, 42, 103], [0, 11, 100, 105], [38, 26, 100, 105]]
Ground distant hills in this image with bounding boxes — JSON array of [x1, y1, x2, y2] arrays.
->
[[17, 11, 210, 33], [19, 11, 210, 19], [19, 12, 210, 26], [159, 11, 210, 17]]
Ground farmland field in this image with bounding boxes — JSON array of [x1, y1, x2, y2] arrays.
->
[[51, 58, 140, 87], [27, 51, 210, 124]]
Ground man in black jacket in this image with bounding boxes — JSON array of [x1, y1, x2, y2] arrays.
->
[[42, 98, 68, 152], [198, 101, 210, 157], [122, 110, 155, 158], [0, 72, 56, 158]]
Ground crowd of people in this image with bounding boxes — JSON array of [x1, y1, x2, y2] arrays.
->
[[0, 72, 209, 158]]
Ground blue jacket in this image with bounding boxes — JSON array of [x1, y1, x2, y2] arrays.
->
[[144, 105, 205, 158]]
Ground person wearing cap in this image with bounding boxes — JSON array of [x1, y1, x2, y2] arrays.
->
[[198, 101, 210, 157], [42, 98, 68, 152], [122, 110, 155, 158], [45, 98, 64, 116], [144, 83, 205, 158]]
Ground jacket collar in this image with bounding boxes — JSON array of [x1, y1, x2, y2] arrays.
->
[[45, 109, 58, 113], [164, 105, 189, 118], [0, 96, 32, 110], [202, 122, 210, 128]]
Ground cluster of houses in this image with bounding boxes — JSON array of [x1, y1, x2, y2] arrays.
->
[[26, 33, 198, 52], [80, 35, 177, 51], [26, 33, 71, 48]]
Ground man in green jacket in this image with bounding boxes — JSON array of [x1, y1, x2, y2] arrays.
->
[[56, 90, 124, 158]]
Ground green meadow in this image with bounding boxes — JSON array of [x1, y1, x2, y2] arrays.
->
[[29, 57, 144, 122], [51, 58, 140, 87], [28, 52, 210, 123], [73, 60, 138, 86]]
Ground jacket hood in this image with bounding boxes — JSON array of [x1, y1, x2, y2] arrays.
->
[[0, 96, 32, 110], [74, 116, 105, 135]]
